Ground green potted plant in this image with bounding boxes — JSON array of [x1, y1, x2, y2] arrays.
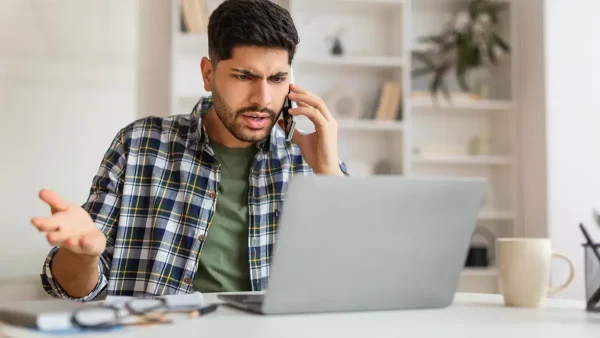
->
[[411, 0, 511, 102]]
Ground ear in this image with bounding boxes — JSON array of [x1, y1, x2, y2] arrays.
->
[[200, 57, 213, 92]]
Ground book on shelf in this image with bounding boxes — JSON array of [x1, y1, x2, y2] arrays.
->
[[374, 81, 402, 121]]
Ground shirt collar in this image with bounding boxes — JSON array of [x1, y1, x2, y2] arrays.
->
[[187, 96, 280, 152]]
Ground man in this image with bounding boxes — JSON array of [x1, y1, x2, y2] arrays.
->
[[31, 0, 347, 301]]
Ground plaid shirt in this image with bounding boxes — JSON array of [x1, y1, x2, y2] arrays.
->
[[40, 97, 348, 301]]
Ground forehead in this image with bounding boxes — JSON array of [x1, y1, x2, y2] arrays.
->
[[222, 45, 290, 73]]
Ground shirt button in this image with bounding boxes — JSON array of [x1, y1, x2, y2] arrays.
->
[[199, 234, 206, 241], [209, 192, 216, 199], [184, 277, 191, 285]]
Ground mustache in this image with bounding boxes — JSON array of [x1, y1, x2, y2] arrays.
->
[[236, 106, 277, 118]]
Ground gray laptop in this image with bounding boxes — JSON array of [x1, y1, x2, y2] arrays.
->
[[218, 175, 487, 314]]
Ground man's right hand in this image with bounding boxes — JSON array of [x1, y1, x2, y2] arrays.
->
[[31, 189, 106, 258]]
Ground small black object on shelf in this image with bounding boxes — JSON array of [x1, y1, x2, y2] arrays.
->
[[464, 225, 496, 268], [465, 246, 489, 267], [331, 37, 343, 56]]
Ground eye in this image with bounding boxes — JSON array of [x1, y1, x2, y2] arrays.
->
[[271, 76, 285, 83], [237, 74, 249, 80]]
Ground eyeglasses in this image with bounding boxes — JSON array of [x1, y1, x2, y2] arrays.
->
[[70, 297, 219, 329]]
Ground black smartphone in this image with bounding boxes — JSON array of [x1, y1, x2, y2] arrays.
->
[[282, 66, 297, 142]]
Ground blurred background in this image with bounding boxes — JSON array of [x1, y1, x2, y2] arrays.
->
[[0, 0, 599, 303]]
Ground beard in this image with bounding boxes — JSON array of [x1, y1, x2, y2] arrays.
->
[[211, 85, 279, 143]]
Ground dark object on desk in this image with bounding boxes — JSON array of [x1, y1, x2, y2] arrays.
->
[[583, 243, 600, 312], [465, 246, 489, 267], [580, 223, 600, 312]]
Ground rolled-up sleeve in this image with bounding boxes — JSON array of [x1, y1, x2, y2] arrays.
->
[[40, 247, 109, 301], [40, 128, 128, 301]]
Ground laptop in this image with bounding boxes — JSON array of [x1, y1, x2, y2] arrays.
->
[[218, 175, 487, 315]]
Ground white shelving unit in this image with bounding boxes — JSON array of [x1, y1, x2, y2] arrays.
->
[[168, 0, 518, 294], [409, 0, 517, 294]]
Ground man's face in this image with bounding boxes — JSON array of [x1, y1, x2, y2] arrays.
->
[[202, 46, 290, 143]]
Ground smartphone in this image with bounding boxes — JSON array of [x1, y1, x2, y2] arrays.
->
[[282, 66, 297, 142]]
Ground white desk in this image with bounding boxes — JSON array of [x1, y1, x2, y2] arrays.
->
[[2, 293, 599, 338]]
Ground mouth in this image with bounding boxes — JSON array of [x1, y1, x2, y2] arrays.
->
[[240, 112, 271, 129], [242, 112, 271, 119]]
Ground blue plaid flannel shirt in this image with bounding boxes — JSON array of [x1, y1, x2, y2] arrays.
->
[[40, 96, 348, 301]]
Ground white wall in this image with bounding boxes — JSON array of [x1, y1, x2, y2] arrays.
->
[[545, 0, 600, 300], [0, 0, 140, 282]]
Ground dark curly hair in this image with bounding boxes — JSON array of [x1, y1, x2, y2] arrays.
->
[[208, 0, 299, 65]]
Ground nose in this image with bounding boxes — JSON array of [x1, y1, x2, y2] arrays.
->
[[249, 79, 272, 108]]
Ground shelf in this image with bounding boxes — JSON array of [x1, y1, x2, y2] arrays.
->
[[411, 99, 514, 111], [478, 211, 515, 221], [462, 268, 497, 278], [412, 155, 513, 165], [337, 119, 404, 131], [295, 55, 404, 68]]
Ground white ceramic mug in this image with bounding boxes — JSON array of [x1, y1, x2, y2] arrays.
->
[[496, 238, 575, 308]]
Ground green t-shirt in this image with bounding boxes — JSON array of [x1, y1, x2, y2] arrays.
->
[[192, 141, 257, 293]]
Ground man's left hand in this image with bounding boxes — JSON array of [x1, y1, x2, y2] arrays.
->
[[278, 83, 344, 176]]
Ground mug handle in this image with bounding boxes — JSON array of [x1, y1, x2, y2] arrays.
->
[[547, 252, 575, 296]]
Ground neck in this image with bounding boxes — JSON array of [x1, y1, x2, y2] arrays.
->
[[203, 108, 254, 148]]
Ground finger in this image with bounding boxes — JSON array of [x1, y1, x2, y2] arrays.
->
[[288, 92, 333, 121], [46, 231, 70, 246], [290, 128, 309, 148], [289, 83, 309, 95], [289, 84, 325, 111], [80, 236, 100, 255], [39, 189, 69, 214], [289, 107, 328, 130], [80, 236, 92, 251], [63, 237, 79, 250], [31, 214, 65, 232], [80, 233, 105, 256]]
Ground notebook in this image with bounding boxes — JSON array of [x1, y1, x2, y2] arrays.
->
[[0, 292, 206, 331], [0, 299, 90, 331]]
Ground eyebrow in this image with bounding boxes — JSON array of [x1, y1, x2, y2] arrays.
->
[[232, 68, 288, 79]]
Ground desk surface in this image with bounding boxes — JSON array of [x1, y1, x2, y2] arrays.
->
[[2, 293, 599, 338]]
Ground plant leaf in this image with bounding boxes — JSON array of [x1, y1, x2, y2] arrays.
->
[[430, 65, 450, 97], [489, 3, 508, 23], [593, 209, 600, 227], [418, 35, 445, 45], [493, 33, 510, 52], [440, 83, 451, 102], [488, 45, 498, 65], [430, 72, 442, 95], [411, 67, 435, 78], [468, 0, 482, 19], [456, 69, 470, 92], [412, 51, 437, 68]]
